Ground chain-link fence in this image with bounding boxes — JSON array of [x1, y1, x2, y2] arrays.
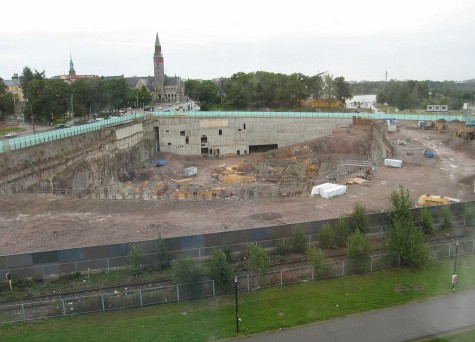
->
[[1, 240, 473, 324]]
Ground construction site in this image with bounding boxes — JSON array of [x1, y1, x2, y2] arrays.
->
[[0, 117, 475, 255]]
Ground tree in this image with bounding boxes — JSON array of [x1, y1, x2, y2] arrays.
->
[[248, 244, 269, 275], [127, 242, 144, 275], [334, 216, 350, 248], [207, 249, 234, 290], [305, 74, 324, 99], [319, 223, 335, 249], [322, 74, 335, 109], [171, 256, 204, 297], [346, 229, 371, 273], [440, 206, 452, 230], [0, 80, 15, 117], [307, 247, 327, 279], [293, 226, 308, 253], [334, 76, 352, 102], [419, 207, 434, 235], [156, 235, 171, 270], [348, 203, 369, 234], [386, 187, 429, 268]]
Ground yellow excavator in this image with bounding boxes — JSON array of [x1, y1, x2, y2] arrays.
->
[[456, 127, 475, 140]]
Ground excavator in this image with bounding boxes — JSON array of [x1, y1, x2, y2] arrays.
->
[[456, 127, 475, 140]]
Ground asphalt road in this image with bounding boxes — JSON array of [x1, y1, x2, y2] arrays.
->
[[233, 289, 475, 342]]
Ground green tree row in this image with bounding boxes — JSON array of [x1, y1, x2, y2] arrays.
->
[[19, 66, 151, 123], [0, 79, 15, 117], [185, 72, 352, 110]]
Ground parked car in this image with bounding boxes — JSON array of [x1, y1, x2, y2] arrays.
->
[[5, 132, 18, 138]]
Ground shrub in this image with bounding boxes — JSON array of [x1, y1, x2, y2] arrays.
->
[[346, 229, 371, 273], [207, 249, 234, 290], [420, 207, 435, 235], [275, 239, 291, 256], [349, 202, 369, 234], [334, 216, 350, 248], [171, 256, 204, 297], [307, 247, 327, 279], [440, 206, 452, 230], [464, 203, 475, 226], [220, 244, 234, 263], [319, 223, 335, 249], [127, 242, 144, 275], [156, 235, 171, 270], [248, 244, 269, 275], [293, 226, 308, 254], [389, 186, 414, 222]]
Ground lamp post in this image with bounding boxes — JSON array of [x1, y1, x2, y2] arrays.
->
[[452, 240, 459, 290], [234, 275, 239, 334]]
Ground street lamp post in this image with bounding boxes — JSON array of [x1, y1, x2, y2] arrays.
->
[[452, 240, 459, 290], [234, 276, 239, 334]]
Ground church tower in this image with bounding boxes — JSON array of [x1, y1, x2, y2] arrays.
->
[[69, 53, 76, 77], [153, 33, 165, 102]]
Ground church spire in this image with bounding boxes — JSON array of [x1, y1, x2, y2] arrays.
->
[[69, 52, 76, 76], [155, 33, 160, 47]]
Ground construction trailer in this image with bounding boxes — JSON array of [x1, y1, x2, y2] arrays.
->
[[182, 167, 198, 177]]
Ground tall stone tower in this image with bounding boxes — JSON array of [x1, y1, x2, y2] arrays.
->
[[69, 53, 76, 77], [153, 33, 165, 102]]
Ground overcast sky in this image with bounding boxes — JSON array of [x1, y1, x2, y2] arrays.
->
[[1, 0, 474, 82]]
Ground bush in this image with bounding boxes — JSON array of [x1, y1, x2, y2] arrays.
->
[[293, 226, 308, 254], [156, 235, 171, 270], [207, 249, 234, 290], [346, 229, 371, 273], [248, 244, 269, 275], [127, 242, 144, 275], [464, 203, 475, 226], [220, 244, 234, 263], [319, 223, 335, 249], [349, 202, 369, 234], [420, 207, 435, 235], [307, 247, 327, 279], [171, 257, 204, 297], [334, 216, 350, 248], [275, 239, 291, 256], [440, 206, 453, 230]]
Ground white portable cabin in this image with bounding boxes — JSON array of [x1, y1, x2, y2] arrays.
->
[[384, 159, 403, 168]]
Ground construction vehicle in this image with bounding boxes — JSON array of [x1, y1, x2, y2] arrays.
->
[[456, 127, 475, 140], [433, 122, 448, 132], [417, 194, 460, 207]]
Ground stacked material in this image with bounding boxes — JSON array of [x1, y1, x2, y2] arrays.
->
[[311, 183, 347, 199]]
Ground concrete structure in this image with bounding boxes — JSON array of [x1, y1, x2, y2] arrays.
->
[[154, 116, 352, 156]]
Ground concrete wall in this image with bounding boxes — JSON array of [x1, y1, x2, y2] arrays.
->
[[155, 117, 352, 155]]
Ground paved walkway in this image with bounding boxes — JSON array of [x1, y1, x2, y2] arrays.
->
[[233, 289, 475, 342]]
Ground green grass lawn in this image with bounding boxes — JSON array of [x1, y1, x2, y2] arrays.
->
[[417, 328, 475, 342], [1, 255, 475, 342]]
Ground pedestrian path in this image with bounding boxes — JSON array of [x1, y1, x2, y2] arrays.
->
[[233, 289, 475, 342]]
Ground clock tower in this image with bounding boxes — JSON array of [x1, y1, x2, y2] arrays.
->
[[153, 33, 165, 101]]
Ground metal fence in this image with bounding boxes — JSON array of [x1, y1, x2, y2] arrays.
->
[[0, 239, 473, 324], [0, 214, 469, 282]]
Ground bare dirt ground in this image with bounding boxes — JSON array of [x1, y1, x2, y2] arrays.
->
[[1, 121, 474, 255]]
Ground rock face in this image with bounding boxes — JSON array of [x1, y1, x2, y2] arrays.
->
[[0, 121, 156, 194]]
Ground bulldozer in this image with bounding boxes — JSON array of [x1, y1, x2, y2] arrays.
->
[[456, 127, 475, 140], [433, 122, 449, 132]]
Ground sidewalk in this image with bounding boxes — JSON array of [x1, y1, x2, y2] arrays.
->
[[234, 289, 475, 342]]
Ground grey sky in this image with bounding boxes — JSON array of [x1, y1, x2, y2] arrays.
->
[[1, 0, 474, 82]]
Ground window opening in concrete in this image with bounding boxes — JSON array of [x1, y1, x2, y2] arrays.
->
[[249, 144, 278, 153], [201, 147, 209, 154], [185, 136, 189, 144], [217, 149, 220, 154], [243, 124, 246, 129], [238, 129, 241, 131], [166, 130, 169, 133], [219, 129, 222, 135], [210, 149, 213, 154], [168, 142, 171, 146], [180, 130, 185, 136], [237, 150, 240, 155], [201, 136, 208, 143]]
